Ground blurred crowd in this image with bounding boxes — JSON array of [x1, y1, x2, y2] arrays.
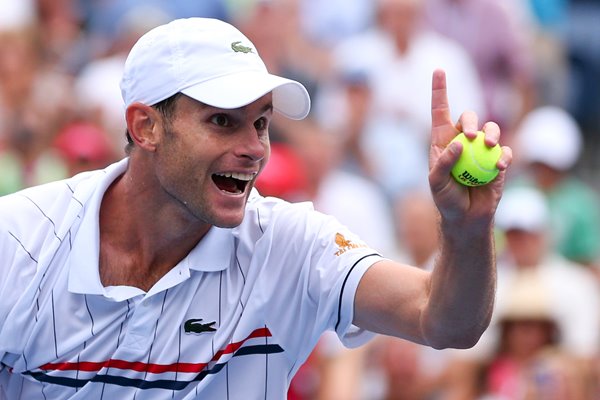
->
[[2, 0, 600, 398]]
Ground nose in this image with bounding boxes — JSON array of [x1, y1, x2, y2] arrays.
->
[[235, 125, 266, 162]]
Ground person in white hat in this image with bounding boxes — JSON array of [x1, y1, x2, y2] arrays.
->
[[0, 17, 511, 399], [514, 106, 600, 267], [495, 187, 600, 356], [493, 187, 600, 359], [482, 271, 587, 400], [443, 186, 600, 398]]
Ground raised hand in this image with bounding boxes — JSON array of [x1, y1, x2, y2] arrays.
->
[[428, 69, 512, 225]]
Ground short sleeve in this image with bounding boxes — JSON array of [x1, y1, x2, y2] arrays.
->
[[312, 221, 383, 347], [332, 249, 381, 348], [234, 194, 388, 374]]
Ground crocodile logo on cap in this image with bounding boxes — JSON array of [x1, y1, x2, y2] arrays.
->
[[231, 41, 253, 54]]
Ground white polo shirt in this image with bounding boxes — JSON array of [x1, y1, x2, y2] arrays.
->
[[0, 159, 382, 399]]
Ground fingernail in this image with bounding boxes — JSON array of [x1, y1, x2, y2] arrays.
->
[[451, 141, 463, 153]]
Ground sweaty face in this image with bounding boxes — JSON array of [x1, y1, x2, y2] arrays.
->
[[152, 94, 273, 228]]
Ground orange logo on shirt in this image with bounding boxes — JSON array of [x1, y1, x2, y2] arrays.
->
[[334, 233, 366, 256]]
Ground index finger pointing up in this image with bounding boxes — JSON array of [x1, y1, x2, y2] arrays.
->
[[431, 69, 455, 146]]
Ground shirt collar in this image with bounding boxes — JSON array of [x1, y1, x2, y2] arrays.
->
[[68, 159, 129, 296], [186, 226, 234, 272], [68, 159, 234, 297]]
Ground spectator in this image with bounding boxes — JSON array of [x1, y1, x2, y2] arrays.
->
[[561, 0, 600, 138], [0, 124, 67, 196], [83, 0, 230, 54], [317, 0, 483, 198], [297, 0, 375, 47], [254, 141, 309, 202], [525, 0, 571, 110], [317, 65, 430, 198], [287, 118, 397, 259], [481, 271, 588, 400], [424, 0, 537, 137], [234, 0, 332, 103], [74, 5, 172, 156], [494, 186, 600, 362], [367, 336, 437, 400], [332, 0, 485, 131], [52, 122, 118, 176], [393, 190, 439, 271], [0, 0, 36, 31], [446, 186, 600, 399], [0, 26, 73, 195], [514, 106, 600, 267]]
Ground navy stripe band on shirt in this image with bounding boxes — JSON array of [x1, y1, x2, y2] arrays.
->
[[25, 344, 284, 391], [334, 253, 380, 332]]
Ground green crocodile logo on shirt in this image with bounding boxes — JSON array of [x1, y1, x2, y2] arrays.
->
[[184, 318, 217, 334], [231, 41, 253, 54]]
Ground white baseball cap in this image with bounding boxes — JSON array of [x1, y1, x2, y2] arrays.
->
[[495, 186, 549, 233], [516, 106, 582, 171], [120, 18, 311, 120]]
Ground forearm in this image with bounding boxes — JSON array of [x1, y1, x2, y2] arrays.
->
[[422, 217, 496, 349]]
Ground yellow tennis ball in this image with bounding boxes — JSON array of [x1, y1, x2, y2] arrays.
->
[[450, 131, 502, 187]]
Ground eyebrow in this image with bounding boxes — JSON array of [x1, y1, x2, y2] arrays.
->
[[258, 102, 274, 115]]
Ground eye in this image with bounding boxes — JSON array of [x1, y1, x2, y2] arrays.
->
[[210, 114, 231, 127], [254, 117, 268, 131]]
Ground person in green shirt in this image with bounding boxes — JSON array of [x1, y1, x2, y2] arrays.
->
[[514, 105, 600, 267]]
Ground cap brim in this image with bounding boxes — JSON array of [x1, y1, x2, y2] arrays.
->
[[495, 187, 549, 233], [181, 70, 310, 120]]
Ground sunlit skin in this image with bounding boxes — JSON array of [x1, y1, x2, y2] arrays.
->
[[98, 70, 514, 351], [98, 94, 273, 290], [150, 94, 272, 229], [354, 70, 513, 349]]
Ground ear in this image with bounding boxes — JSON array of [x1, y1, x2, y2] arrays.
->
[[125, 103, 161, 151]]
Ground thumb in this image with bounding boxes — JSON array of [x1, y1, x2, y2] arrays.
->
[[429, 140, 462, 192]]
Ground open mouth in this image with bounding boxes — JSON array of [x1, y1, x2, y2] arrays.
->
[[212, 172, 256, 195]]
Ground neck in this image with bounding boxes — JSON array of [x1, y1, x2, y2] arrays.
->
[[98, 162, 210, 290]]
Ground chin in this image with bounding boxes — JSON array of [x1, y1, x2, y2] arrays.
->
[[211, 211, 246, 229], [214, 220, 244, 229]]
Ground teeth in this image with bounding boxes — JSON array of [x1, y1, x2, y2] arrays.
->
[[216, 172, 256, 181]]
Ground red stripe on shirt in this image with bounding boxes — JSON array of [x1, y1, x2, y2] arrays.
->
[[40, 327, 271, 374]]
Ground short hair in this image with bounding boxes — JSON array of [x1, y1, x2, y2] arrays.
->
[[124, 92, 183, 154]]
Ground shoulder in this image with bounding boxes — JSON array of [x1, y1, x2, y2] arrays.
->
[[0, 179, 74, 229], [414, 32, 480, 80], [238, 190, 357, 251], [416, 30, 461, 50], [243, 190, 330, 234], [548, 179, 600, 224], [543, 255, 599, 289], [333, 28, 395, 73], [554, 178, 600, 203], [0, 167, 111, 244]]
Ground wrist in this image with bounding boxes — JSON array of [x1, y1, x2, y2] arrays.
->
[[440, 216, 494, 240]]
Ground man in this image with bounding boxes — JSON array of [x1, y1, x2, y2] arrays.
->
[[514, 106, 600, 267], [0, 18, 511, 399]]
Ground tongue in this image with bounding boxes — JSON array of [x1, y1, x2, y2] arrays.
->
[[213, 175, 241, 193]]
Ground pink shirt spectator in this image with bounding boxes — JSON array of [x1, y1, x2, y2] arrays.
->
[[424, 0, 536, 134]]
